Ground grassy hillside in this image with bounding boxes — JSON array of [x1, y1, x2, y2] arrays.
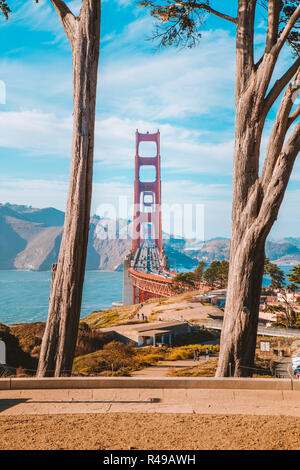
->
[[0, 321, 113, 374]]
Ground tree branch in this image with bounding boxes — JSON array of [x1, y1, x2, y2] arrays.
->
[[265, 0, 281, 53], [236, 0, 257, 92], [273, 3, 300, 55], [140, 1, 237, 23], [194, 3, 237, 24], [261, 69, 300, 189], [247, 119, 300, 245], [288, 105, 300, 129], [0, 0, 11, 19], [264, 56, 300, 117], [50, 0, 77, 43]]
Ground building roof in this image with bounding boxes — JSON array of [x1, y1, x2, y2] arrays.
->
[[100, 320, 189, 334], [138, 329, 172, 337], [135, 321, 188, 333]]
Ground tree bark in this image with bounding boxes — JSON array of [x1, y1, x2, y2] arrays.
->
[[37, 0, 101, 377], [216, 1, 300, 377]]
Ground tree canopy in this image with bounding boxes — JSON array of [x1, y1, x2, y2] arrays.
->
[[287, 264, 300, 288], [264, 258, 286, 290], [138, 1, 299, 55]]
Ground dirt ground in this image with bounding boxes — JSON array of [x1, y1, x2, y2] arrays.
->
[[137, 294, 222, 324], [1, 413, 300, 450]]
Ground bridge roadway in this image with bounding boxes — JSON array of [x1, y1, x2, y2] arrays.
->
[[133, 240, 173, 279], [126, 241, 176, 301]]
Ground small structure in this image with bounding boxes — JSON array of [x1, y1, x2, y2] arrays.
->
[[277, 292, 300, 303], [137, 329, 173, 347], [198, 289, 227, 308], [100, 321, 194, 347]]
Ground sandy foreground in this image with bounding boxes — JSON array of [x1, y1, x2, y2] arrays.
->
[[0, 413, 300, 450]]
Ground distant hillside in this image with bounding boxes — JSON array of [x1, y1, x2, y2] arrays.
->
[[184, 239, 231, 263], [183, 238, 300, 266], [0, 203, 299, 271], [0, 204, 198, 271], [0, 204, 65, 270]]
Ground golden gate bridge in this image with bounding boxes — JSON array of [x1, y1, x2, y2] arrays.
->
[[123, 129, 176, 305]]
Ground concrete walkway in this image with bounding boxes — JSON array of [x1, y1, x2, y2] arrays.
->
[[131, 359, 198, 377], [2, 381, 300, 417]]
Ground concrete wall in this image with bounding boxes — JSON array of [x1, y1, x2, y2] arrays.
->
[[1, 376, 300, 391]]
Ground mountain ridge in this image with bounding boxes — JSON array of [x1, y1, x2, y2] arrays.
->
[[0, 203, 299, 271]]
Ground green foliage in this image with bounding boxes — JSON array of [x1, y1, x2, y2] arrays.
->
[[204, 260, 229, 287], [264, 258, 286, 290], [279, 0, 300, 56], [287, 264, 300, 287], [138, 0, 208, 48], [171, 271, 197, 292], [139, 1, 299, 55], [172, 258, 229, 291], [193, 260, 206, 279], [217, 260, 229, 286], [0, 321, 113, 375]]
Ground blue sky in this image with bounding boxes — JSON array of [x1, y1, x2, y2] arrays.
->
[[0, 0, 299, 240]]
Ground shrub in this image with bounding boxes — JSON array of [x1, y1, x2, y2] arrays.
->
[[75, 326, 112, 357]]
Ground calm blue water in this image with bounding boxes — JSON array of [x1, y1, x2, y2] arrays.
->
[[0, 270, 123, 325], [0, 266, 296, 325]]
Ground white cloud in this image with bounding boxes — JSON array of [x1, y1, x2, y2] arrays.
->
[[100, 28, 236, 120], [0, 177, 68, 210], [0, 110, 234, 174], [0, 5, 298, 240], [0, 110, 72, 155]]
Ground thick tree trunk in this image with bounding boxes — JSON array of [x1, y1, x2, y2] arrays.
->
[[37, 1, 101, 377], [215, 1, 300, 377], [216, 234, 266, 376], [216, 88, 299, 377], [215, 106, 267, 376]]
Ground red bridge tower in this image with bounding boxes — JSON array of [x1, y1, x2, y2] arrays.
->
[[132, 129, 163, 253]]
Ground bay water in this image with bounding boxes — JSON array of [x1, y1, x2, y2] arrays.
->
[[0, 266, 295, 325], [0, 270, 123, 325]]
